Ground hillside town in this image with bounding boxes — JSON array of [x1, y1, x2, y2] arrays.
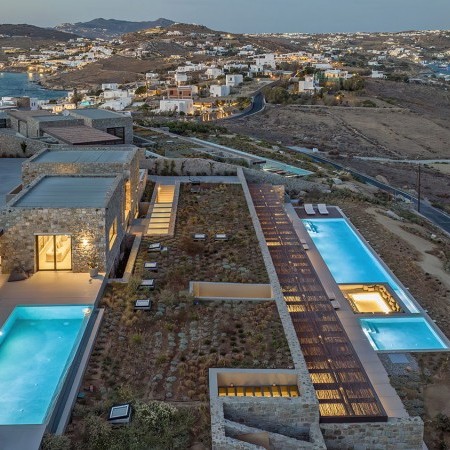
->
[[0, 13, 450, 450]]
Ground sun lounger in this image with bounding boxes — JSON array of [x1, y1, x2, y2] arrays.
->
[[193, 233, 206, 241], [318, 203, 329, 215], [144, 262, 158, 271], [148, 243, 162, 252], [304, 204, 316, 215]]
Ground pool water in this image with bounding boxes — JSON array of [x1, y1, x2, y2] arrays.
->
[[360, 318, 447, 351], [0, 305, 91, 424], [303, 218, 419, 313]]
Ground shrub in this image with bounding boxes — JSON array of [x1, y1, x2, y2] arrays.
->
[[41, 434, 71, 450]]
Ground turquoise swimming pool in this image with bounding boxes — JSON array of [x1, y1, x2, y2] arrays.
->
[[302, 218, 419, 313], [0, 305, 91, 424], [360, 317, 447, 351]]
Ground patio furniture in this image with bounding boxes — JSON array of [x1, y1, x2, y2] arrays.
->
[[139, 279, 155, 290], [134, 299, 152, 310], [304, 204, 316, 215], [144, 261, 158, 271], [193, 233, 206, 241], [214, 233, 228, 241], [148, 242, 162, 252], [318, 203, 329, 215]]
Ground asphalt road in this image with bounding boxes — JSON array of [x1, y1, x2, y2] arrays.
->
[[231, 92, 266, 119], [290, 148, 450, 236]]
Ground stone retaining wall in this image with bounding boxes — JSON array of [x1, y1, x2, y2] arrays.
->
[[320, 417, 424, 450]]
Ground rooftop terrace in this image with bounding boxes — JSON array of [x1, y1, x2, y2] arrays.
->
[[41, 125, 122, 145], [12, 176, 118, 208], [70, 109, 128, 120]]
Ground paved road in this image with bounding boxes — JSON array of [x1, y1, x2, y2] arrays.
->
[[289, 147, 450, 236], [228, 92, 266, 120]]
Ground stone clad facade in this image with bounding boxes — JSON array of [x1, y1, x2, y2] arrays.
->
[[0, 175, 124, 274], [22, 146, 141, 220]]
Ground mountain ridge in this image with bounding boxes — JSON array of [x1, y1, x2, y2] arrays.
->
[[55, 18, 175, 39]]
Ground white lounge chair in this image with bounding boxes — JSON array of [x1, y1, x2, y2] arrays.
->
[[318, 204, 329, 215], [304, 204, 316, 215]]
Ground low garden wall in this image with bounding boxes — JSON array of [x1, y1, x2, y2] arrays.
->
[[190, 281, 273, 301]]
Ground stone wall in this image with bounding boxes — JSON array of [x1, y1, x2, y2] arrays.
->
[[0, 176, 124, 273], [320, 417, 424, 450], [142, 157, 238, 176], [243, 167, 326, 194], [0, 130, 65, 157]]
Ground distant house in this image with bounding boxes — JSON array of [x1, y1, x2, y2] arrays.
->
[[159, 99, 194, 115], [324, 69, 353, 80], [298, 76, 318, 94], [226, 74, 244, 87], [205, 67, 223, 79], [209, 85, 231, 97], [371, 70, 386, 79], [174, 72, 188, 85], [102, 83, 119, 91], [167, 86, 195, 100]]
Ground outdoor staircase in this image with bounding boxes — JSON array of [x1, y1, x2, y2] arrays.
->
[[147, 184, 176, 235]]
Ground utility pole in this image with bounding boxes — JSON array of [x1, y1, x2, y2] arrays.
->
[[417, 163, 421, 213]]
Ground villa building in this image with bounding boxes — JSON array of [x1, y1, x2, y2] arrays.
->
[[0, 175, 124, 274]]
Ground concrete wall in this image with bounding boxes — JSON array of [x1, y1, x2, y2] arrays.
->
[[320, 418, 424, 450], [0, 176, 124, 273], [190, 281, 272, 300]]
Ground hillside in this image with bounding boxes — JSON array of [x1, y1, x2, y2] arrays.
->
[[0, 23, 77, 40], [55, 18, 174, 39]]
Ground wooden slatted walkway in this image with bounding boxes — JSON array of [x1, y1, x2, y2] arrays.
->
[[249, 184, 387, 423]]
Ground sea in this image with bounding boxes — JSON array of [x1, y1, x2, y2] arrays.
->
[[0, 72, 67, 100]]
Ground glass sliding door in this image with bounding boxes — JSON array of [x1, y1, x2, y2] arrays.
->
[[36, 235, 72, 271]]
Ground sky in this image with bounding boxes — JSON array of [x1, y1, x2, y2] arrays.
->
[[3, 0, 450, 33]]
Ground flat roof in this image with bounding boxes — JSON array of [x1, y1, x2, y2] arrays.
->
[[13, 176, 118, 208], [41, 125, 121, 145], [70, 109, 127, 120], [34, 149, 132, 164], [8, 110, 53, 121], [32, 115, 77, 123]]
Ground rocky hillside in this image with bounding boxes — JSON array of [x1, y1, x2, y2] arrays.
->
[[0, 24, 77, 40], [55, 18, 174, 39]]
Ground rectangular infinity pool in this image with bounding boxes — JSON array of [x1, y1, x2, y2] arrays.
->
[[0, 305, 92, 425], [302, 218, 419, 313], [360, 318, 447, 351]]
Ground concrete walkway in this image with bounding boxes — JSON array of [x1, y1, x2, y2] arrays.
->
[[0, 272, 105, 327], [284, 203, 408, 418]]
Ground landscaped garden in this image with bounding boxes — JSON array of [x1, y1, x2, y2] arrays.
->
[[57, 183, 292, 449]]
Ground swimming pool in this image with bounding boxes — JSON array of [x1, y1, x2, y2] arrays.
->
[[360, 317, 447, 351], [0, 305, 91, 425], [302, 218, 419, 313]]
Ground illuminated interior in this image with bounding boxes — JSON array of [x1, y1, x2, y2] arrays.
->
[[339, 284, 403, 314], [36, 234, 72, 271]]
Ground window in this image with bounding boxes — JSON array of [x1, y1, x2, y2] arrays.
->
[[109, 218, 117, 250], [106, 127, 125, 144]]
